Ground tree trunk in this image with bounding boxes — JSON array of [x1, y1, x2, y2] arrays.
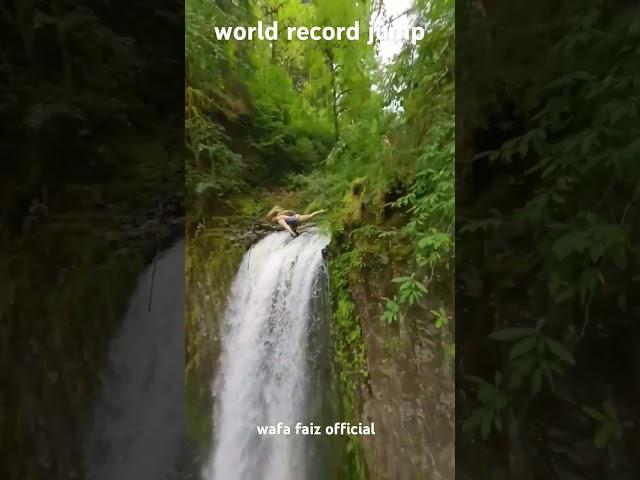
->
[[325, 48, 340, 141]]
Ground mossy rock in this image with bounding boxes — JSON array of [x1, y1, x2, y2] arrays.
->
[[341, 177, 366, 227]]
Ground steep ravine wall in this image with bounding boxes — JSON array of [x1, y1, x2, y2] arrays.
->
[[328, 240, 455, 480]]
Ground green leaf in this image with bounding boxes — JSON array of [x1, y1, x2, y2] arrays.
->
[[552, 232, 589, 260], [478, 383, 497, 407], [414, 280, 428, 293], [545, 338, 576, 365], [509, 336, 538, 359], [381, 310, 396, 324], [583, 406, 607, 422], [392, 276, 412, 283], [594, 426, 609, 448], [348, 326, 361, 342]]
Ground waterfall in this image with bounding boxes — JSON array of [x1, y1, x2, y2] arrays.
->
[[85, 241, 185, 480], [205, 229, 332, 480]]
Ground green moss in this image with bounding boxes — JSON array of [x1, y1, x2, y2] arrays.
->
[[328, 246, 370, 480], [185, 224, 246, 455], [3, 225, 145, 478], [1, 134, 185, 478], [340, 178, 367, 227]]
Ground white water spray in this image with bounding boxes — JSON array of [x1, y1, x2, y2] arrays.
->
[[85, 241, 185, 480], [205, 230, 330, 480]]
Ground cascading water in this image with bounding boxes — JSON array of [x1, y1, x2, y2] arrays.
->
[[85, 241, 185, 480], [205, 229, 333, 480]]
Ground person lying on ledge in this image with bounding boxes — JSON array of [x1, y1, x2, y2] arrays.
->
[[265, 206, 326, 237]]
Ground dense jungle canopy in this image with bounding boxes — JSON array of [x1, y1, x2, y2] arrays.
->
[[457, 0, 640, 478]]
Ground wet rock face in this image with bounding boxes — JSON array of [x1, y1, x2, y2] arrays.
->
[[351, 265, 454, 480], [184, 227, 247, 467]]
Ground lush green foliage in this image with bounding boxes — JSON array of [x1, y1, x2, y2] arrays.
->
[[186, 0, 454, 476], [1, 2, 183, 479], [2, 0, 182, 235], [380, 0, 454, 326], [185, 0, 339, 217], [458, 0, 640, 476], [328, 249, 369, 478], [186, 231, 245, 451]]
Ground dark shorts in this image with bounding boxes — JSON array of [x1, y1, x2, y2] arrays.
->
[[285, 214, 300, 227]]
